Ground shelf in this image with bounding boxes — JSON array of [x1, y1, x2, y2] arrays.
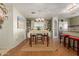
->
[[68, 25, 79, 27]]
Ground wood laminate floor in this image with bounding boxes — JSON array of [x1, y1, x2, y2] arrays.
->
[[5, 39, 77, 56]]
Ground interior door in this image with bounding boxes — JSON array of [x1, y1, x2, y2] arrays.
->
[[52, 17, 58, 39]]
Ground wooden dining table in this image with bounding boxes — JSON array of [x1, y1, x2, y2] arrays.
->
[[27, 29, 50, 38], [27, 29, 50, 47]]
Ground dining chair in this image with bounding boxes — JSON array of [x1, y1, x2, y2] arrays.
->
[[43, 33, 49, 47], [29, 33, 36, 47], [36, 34, 44, 44]]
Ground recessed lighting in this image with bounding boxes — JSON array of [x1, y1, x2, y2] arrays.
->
[[38, 10, 41, 12], [31, 12, 36, 14], [62, 3, 79, 13]]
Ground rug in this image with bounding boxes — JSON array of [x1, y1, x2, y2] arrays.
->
[[20, 40, 59, 52]]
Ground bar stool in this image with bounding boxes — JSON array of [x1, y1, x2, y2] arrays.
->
[[62, 34, 69, 47], [59, 34, 63, 43], [68, 36, 79, 56], [68, 36, 78, 49], [74, 38, 79, 56], [67, 35, 73, 49]]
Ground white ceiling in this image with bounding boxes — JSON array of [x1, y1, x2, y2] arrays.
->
[[8, 3, 79, 19]]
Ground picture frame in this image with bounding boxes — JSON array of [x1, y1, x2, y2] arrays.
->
[[17, 16, 25, 29]]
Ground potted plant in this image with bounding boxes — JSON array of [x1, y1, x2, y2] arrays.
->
[[37, 26, 40, 30]]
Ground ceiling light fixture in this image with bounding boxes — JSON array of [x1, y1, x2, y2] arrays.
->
[[35, 18, 44, 22]]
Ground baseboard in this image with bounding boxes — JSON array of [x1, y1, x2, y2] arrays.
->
[[1, 39, 28, 56], [5, 39, 28, 55]]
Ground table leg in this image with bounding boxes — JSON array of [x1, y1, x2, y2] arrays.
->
[[35, 36, 37, 44], [47, 37, 49, 47], [29, 38, 32, 47]]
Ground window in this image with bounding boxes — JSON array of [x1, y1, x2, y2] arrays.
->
[[34, 22, 45, 30], [63, 22, 68, 31]]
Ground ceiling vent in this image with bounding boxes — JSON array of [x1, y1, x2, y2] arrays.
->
[[31, 12, 36, 14]]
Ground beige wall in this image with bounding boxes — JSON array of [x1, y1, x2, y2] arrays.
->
[[0, 4, 26, 50], [13, 7, 26, 48], [0, 5, 14, 49], [70, 16, 79, 25], [68, 16, 79, 31]]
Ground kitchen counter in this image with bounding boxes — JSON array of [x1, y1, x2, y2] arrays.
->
[[63, 31, 79, 37]]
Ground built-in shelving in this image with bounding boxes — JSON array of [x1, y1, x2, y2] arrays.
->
[[26, 19, 31, 32]]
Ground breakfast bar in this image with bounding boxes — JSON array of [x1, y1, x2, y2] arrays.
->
[[60, 31, 79, 56]]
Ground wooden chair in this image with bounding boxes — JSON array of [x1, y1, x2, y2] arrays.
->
[[43, 33, 49, 47], [36, 34, 44, 44], [29, 33, 36, 47]]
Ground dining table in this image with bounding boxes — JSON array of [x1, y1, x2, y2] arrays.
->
[[27, 29, 50, 47], [27, 29, 50, 38]]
